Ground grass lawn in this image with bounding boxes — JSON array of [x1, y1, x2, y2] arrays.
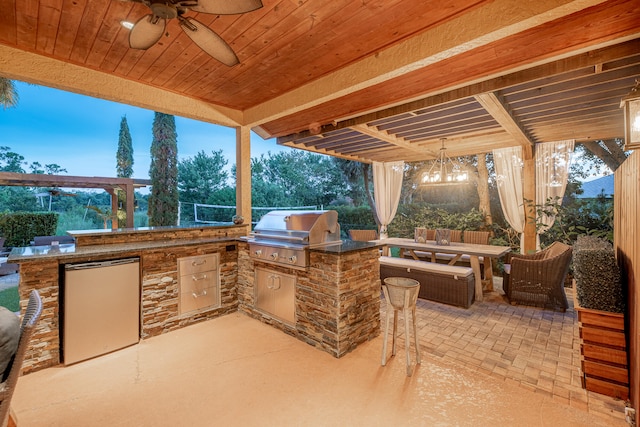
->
[[0, 286, 20, 312]]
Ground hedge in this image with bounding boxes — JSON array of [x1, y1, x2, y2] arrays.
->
[[0, 212, 59, 247], [572, 235, 624, 313]]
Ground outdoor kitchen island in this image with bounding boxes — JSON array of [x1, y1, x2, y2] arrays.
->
[[9, 224, 249, 373], [237, 240, 381, 358], [237, 210, 382, 359], [9, 220, 383, 373]]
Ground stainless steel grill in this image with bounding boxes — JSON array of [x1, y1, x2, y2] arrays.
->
[[248, 210, 341, 268]]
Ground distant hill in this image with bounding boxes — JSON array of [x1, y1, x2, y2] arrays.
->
[[578, 175, 614, 199]]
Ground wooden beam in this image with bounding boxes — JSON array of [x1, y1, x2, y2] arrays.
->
[[0, 172, 151, 189], [474, 92, 535, 159], [267, 39, 640, 140], [278, 140, 370, 163], [352, 124, 438, 157], [245, 0, 609, 127]]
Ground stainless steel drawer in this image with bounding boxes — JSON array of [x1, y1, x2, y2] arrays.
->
[[178, 254, 218, 276], [180, 285, 219, 314], [178, 253, 220, 315], [180, 271, 216, 293]]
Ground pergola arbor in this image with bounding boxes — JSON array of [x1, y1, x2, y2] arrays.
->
[[0, 172, 151, 229]]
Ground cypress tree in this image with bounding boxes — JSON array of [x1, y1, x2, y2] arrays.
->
[[148, 112, 179, 226], [117, 116, 134, 178], [116, 116, 134, 227]]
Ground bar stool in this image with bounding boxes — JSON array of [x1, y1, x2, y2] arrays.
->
[[381, 277, 421, 376]]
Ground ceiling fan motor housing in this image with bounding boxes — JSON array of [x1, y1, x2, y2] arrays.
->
[[149, 2, 178, 19]]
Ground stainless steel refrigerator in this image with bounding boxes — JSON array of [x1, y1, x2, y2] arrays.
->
[[64, 258, 140, 365]]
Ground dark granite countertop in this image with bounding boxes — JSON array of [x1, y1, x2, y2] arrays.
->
[[310, 240, 382, 254], [66, 223, 240, 238], [8, 236, 239, 263], [9, 235, 381, 263]]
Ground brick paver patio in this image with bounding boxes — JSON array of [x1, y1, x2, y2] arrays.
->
[[382, 278, 628, 423]]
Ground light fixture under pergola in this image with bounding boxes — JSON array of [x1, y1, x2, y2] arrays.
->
[[620, 79, 640, 150], [420, 139, 469, 186]]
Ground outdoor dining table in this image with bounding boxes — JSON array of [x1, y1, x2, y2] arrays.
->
[[377, 237, 512, 302]]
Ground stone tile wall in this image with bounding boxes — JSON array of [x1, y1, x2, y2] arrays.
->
[[238, 241, 380, 358], [141, 242, 238, 339], [19, 241, 239, 373]]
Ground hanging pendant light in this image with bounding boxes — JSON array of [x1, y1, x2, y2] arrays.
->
[[420, 139, 469, 186], [620, 79, 640, 150]]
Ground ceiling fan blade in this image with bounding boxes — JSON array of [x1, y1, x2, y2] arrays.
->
[[180, 17, 239, 66], [129, 14, 166, 50], [188, 0, 263, 15]]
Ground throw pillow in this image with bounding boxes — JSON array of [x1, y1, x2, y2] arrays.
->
[[0, 306, 20, 380]]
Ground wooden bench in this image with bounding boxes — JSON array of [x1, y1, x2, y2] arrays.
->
[[379, 256, 475, 308]]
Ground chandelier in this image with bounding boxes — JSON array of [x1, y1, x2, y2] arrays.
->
[[420, 139, 469, 186]]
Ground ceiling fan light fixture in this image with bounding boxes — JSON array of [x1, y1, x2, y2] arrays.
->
[[120, 20, 135, 30], [129, 14, 166, 49], [125, 0, 260, 65]]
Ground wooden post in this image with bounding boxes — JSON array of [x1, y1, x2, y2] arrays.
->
[[106, 188, 118, 230], [125, 183, 135, 228], [522, 154, 536, 254], [236, 126, 252, 227]]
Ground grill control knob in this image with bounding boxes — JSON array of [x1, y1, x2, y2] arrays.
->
[[254, 249, 262, 257], [271, 252, 279, 260], [289, 255, 297, 263]]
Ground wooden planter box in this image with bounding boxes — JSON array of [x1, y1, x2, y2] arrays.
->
[[574, 291, 629, 400]]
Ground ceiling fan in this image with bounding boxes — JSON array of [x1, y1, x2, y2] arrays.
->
[[126, 0, 263, 66]]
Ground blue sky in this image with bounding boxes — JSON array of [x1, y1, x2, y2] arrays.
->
[[0, 81, 290, 181]]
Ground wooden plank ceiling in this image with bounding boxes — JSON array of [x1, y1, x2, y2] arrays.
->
[[0, 0, 639, 163]]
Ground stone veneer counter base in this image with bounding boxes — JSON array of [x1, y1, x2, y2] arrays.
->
[[10, 226, 383, 372], [9, 224, 248, 373], [237, 241, 382, 358]]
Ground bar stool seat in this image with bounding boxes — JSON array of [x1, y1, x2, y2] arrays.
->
[[381, 277, 421, 376]]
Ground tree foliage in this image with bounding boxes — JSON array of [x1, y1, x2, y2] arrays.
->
[[178, 150, 229, 203], [117, 116, 134, 178], [116, 115, 134, 227], [250, 151, 346, 208], [148, 112, 179, 226], [0, 77, 18, 109]]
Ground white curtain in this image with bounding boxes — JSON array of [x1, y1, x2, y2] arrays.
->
[[535, 139, 574, 247], [493, 147, 526, 253], [373, 161, 405, 239]]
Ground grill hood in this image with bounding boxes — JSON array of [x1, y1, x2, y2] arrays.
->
[[253, 210, 341, 247]]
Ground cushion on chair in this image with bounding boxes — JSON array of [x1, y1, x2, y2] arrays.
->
[[0, 307, 20, 380]]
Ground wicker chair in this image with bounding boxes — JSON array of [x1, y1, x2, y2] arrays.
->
[[348, 229, 378, 241], [503, 242, 572, 311], [449, 229, 462, 243], [463, 230, 490, 245], [0, 290, 43, 426]]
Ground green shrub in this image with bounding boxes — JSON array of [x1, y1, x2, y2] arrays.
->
[[328, 205, 377, 239], [572, 235, 624, 313], [388, 204, 486, 238], [0, 287, 19, 312], [0, 212, 58, 247]]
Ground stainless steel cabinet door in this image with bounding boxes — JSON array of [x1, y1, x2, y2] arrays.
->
[[255, 267, 296, 325]]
